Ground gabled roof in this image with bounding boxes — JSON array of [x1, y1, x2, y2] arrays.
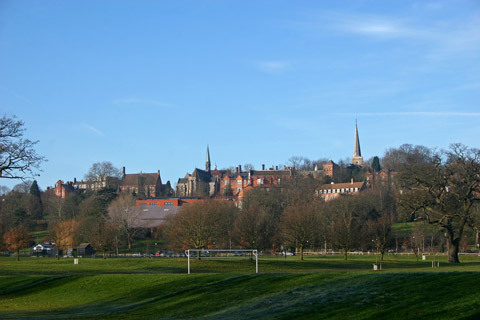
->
[[121, 173, 159, 186], [78, 243, 91, 249], [192, 168, 212, 182]]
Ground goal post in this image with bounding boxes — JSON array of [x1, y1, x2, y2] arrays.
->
[[185, 249, 258, 274]]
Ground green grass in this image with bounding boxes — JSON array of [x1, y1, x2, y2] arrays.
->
[[392, 221, 416, 236], [1, 255, 480, 319]]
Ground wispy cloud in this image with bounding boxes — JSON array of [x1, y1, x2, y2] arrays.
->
[[334, 112, 480, 117], [334, 16, 425, 39], [81, 123, 103, 136], [257, 60, 292, 74], [313, 10, 480, 59], [113, 98, 171, 108]]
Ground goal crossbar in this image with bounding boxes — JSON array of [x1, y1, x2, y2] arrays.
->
[[185, 249, 258, 274]]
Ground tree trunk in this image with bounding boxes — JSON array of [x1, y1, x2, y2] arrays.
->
[[446, 232, 460, 263], [343, 248, 348, 260], [300, 245, 304, 261], [16, 248, 20, 261]]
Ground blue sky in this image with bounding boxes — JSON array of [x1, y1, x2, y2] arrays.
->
[[1, 0, 479, 191]]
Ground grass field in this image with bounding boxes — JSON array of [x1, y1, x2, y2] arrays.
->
[[1, 255, 480, 319]]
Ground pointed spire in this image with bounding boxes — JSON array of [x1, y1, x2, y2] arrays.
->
[[205, 145, 211, 172], [352, 120, 364, 166], [353, 120, 361, 157]]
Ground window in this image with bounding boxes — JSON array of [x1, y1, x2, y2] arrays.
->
[[257, 178, 264, 184], [237, 180, 242, 185], [224, 180, 229, 186], [237, 188, 241, 193], [277, 179, 281, 184], [150, 203, 157, 207], [164, 202, 174, 206], [140, 203, 147, 207]]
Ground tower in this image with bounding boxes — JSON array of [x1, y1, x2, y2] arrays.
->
[[205, 145, 211, 172], [352, 120, 363, 166]]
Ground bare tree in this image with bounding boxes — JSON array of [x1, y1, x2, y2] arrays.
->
[[0, 115, 46, 180], [397, 143, 480, 263], [0, 186, 10, 196], [77, 214, 116, 259], [49, 219, 79, 259], [281, 201, 320, 260], [330, 196, 361, 260], [107, 194, 141, 249], [234, 202, 265, 251], [243, 163, 255, 171], [85, 161, 121, 180], [13, 180, 33, 193], [169, 201, 218, 259]]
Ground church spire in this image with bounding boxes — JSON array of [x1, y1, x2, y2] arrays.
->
[[352, 120, 363, 166], [206, 145, 211, 172]]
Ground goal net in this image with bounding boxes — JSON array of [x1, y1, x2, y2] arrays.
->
[[185, 249, 258, 274]]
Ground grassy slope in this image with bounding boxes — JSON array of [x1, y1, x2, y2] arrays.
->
[[1, 256, 480, 319]]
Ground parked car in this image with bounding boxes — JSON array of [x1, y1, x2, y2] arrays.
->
[[132, 252, 142, 257], [233, 251, 243, 257]]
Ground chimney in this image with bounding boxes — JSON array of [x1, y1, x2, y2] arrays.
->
[[262, 164, 265, 170], [158, 169, 160, 175], [235, 167, 238, 173], [275, 166, 278, 170], [238, 165, 242, 172], [122, 167, 126, 176], [74, 177, 77, 183]]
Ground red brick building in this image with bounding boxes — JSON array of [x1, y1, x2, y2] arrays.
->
[[52, 180, 75, 199]]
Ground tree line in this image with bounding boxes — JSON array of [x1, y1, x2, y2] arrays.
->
[[1, 114, 480, 263]]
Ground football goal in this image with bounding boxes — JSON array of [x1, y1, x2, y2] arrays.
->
[[185, 249, 258, 274]]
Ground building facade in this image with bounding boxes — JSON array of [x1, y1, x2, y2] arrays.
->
[[316, 179, 366, 201], [120, 167, 163, 198]]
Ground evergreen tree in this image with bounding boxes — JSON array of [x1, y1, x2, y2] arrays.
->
[[164, 181, 173, 196], [29, 180, 41, 198], [372, 156, 381, 172]]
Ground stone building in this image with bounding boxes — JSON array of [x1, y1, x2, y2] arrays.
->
[[120, 167, 163, 198], [352, 121, 363, 166], [176, 147, 294, 197]]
